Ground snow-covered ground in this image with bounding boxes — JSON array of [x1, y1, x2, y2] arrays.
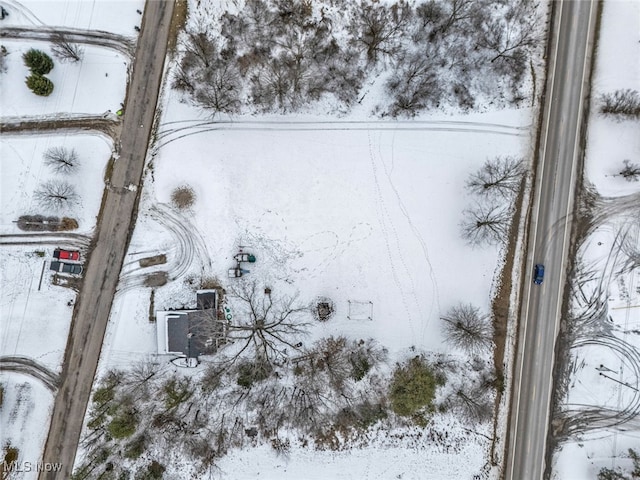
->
[[0, 40, 129, 117], [95, 95, 534, 478], [552, 1, 640, 478], [1, 0, 145, 36], [1, 133, 112, 232], [0, 376, 55, 473]]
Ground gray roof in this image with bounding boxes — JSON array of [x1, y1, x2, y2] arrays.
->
[[197, 290, 218, 310], [164, 290, 221, 359], [167, 313, 190, 356]]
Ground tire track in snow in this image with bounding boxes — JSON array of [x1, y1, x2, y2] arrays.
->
[[0, 356, 60, 392], [155, 119, 529, 150], [116, 203, 210, 295]]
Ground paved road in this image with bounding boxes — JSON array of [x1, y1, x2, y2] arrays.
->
[[38, 2, 175, 478], [505, 1, 597, 480]]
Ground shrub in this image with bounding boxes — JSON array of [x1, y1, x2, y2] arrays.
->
[[135, 461, 166, 480], [237, 360, 272, 388], [163, 377, 193, 409], [389, 356, 444, 417], [25, 73, 54, 96], [3, 443, 19, 464], [124, 434, 148, 460], [107, 408, 138, 439], [23, 48, 54, 75]]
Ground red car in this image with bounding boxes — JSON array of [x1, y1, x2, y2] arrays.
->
[[53, 249, 80, 261]]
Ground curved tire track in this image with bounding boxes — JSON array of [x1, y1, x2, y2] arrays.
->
[[0, 356, 60, 392]]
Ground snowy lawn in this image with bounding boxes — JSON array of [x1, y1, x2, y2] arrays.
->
[[0, 40, 128, 117], [154, 123, 527, 350], [1, 0, 145, 37], [0, 375, 55, 474], [0, 245, 77, 370], [0, 133, 112, 233]]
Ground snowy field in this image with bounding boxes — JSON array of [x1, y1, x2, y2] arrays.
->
[[0, 39, 129, 117], [552, 1, 640, 478], [105, 109, 532, 361], [1, 0, 145, 36], [94, 98, 533, 479]]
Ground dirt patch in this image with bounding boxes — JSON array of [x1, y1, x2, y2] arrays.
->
[[0, 117, 121, 139], [167, 0, 188, 58], [488, 176, 527, 466], [144, 271, 168, 287], [149, 289, 156, 323], [139, 254, 167, 268], [52, 274, 82, 291], [200, 276, 223, 291]]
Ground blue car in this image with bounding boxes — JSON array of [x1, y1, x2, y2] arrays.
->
[[534, 264, 545, 285]]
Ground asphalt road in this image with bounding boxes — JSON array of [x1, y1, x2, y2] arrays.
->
[[505, 1, 597, 479], [38, 2, 175, 478]]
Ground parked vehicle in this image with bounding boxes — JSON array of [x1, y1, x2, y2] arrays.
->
[[228, 267, 243, 278], [53, 248, 80, 261], [234, 253, 256, 263], [534, 264, 545, 285], [50, 261, 83, 275]]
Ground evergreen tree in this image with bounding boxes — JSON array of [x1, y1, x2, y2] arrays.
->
[[25, 74, 54, 96], [22, 48, 54, 75]]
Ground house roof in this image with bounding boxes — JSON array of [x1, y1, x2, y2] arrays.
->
[[196, 290, 218, 310], [159, 289, 222, 359]]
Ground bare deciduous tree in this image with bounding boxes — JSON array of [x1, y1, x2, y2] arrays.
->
[[43, 146, 79, 174], [478, 2, 538, 64], [385, 48, 441, 116], [350, 0, 413, 63], [223, 280, 311, 368], [461, 202, 510, 246], [619, 159, 640, 182], [50, 33, 84, 62], [34, 180, 79, 211], [436, 0, 478, 36], [449, 381, 493, 424], [441, 303, 492, 355], [467, 156, 525, 198], [600, 89, 640, 120]]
